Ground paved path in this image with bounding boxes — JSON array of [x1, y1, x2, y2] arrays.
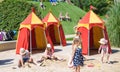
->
[[65, 34, 75, 38]]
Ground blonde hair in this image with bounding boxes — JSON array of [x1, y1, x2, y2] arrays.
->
[[73, 38, 80, 45]]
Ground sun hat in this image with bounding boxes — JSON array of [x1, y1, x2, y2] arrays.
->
[[99, 38, 108, 45], [20, 48, 26, 55], [47, 44, 51, 49]]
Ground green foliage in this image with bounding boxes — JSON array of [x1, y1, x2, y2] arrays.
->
[[66, 37, 73, 41], [71, 0, 114, 15], [0, 0, 41, 31], [106, 3, 120, 47], [71, 0, 80, 7]]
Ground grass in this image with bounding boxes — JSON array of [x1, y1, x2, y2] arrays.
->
[[29, 1, 86, 34], [0, 0, 3, 2], [66, 37, 73, 41]]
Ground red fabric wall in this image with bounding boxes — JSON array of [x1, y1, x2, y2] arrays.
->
[[104, 26, 112, 54], [16, 28, 30, 54], [47, 25, 56, 44], [78, 27, 88, 55], [31, 29, 36, 49], [59, 25, 66, 46], [45, 29, 54, 53]]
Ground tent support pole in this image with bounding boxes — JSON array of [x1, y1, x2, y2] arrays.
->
[[102, 29, 105, 38], [30, 30, 32, 54], [44, 31, 48, 45], [58, 26, 62, 46], [88, 30, 90, 56]]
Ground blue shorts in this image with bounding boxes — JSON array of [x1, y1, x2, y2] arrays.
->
[[23, 58, 29, 63]]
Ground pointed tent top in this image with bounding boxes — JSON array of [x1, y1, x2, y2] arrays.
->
[[79, 10, 104, 24], [77, 10, 104, 29], [21, 12, 43, 25], [31, 7, 35, 13], [42, 11, 59, 23]]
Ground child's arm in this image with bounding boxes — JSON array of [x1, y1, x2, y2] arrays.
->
[[98, 45, 102, 53], [70, 45, 77, 62], [44, 49, 48, 57]]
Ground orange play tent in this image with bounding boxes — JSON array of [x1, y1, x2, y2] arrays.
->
[[42, 11, 66, 46], [16, 10, 54, 54], [77, 10, 111, 55]]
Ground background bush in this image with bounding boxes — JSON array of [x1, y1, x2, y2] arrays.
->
[[0, 0, 41, 31], [106, 2, 120, 47], [71, 0, 114, 15]]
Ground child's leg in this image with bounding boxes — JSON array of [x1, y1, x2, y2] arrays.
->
[[29, 57, 33, 63], [73, 66, 77, 72], [106, 54, 110, 63], [18, 60, 22, 67], [29, 57, 36, 65], [101, 54, 104, 63], [101, 51, 105, 63], [76, 65, 80, 72], [20, 59, 24, 67], [52, 56, 58, 60]]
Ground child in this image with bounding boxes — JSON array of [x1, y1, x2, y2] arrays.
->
[[40, 1, 45, 10], [65, 12, 71, 21], [68, 38, 84, 72], [98, 38, 110, 63], [74, 31, 87, 61], [18, 48, 34, 68], [37, 44, 64, 63]]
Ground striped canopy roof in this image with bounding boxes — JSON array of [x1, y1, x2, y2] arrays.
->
[[20, 11, 43, 30], [42, 11, 60, 26], [77, 10, 104, 29]]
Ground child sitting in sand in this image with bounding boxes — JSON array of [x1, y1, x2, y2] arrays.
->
[[37, 44, 65, 63], [98, 38, 110, 63], [18, 48, 34, 68], [68, 38, 84, 72]]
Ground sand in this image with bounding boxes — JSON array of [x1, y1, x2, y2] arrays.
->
[[0, 41, 120, 72]]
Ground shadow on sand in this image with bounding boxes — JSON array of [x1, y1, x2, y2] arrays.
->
[[0, 59, 14, 66], [112, 49, 120, 54], [66, 43, 72, 46], [54, 49, 62, 52], [31, 48, 63, 54], [110, 61, 119, 64], [32, 49, 45, 54]]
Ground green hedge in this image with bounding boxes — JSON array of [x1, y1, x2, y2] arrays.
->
[[106, 3, 120, 47], [0, 0, 41, 31]]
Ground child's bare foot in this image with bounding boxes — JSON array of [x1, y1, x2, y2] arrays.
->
[[28, 64, 31, 68]]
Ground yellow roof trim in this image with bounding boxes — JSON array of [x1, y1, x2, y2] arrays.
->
[[77, 23, 89, 29], [20, 24, 31, 30]]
